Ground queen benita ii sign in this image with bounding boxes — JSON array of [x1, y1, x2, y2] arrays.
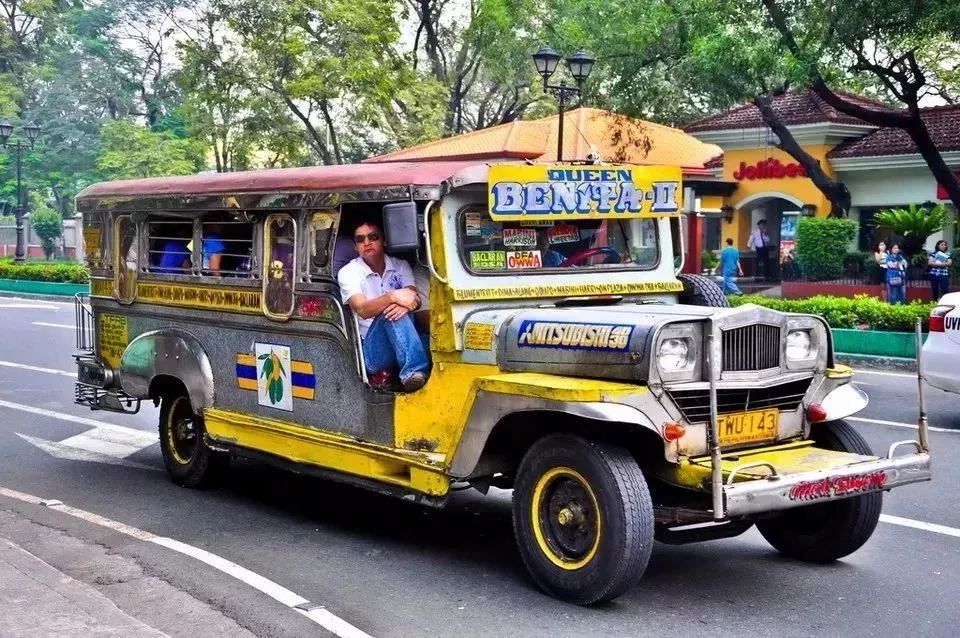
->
[[488, 164, 682, 221]]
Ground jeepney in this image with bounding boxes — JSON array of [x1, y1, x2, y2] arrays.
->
[[73, 161, 931, 605]]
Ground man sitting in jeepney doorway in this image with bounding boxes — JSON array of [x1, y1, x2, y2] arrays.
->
[[338, 218, 429, 392]]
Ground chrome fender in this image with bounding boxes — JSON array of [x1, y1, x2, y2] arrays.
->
[[448, 390, 659, 478], [118, 329, 215, 413], [818, 382, 869, 423]]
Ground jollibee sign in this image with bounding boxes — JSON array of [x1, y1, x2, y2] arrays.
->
[[733, 158, 807, 180], [488, 164, 682, 220]]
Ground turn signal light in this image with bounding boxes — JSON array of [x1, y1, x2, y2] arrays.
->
[[807, 404, 828, 423], [663, 422, 686, 441], [929, 305, 955, 332]]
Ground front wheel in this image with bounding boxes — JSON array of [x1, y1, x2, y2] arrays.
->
[[512, 434, 654, 605], [756, 419, 882, 562], [159, 393, 229, 488]]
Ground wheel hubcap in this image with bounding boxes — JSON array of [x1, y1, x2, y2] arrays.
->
[[168, 398, 198, 465], [531, 467, 601, 570]]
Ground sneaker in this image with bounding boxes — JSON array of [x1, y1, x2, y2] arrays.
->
[[401, 372, 427, 392], [368, 370, 395, 392]]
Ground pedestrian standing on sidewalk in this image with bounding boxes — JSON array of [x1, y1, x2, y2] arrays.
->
[[874, 241, 889, 302], [928, 240, 952, 301], [885, 243, 908, 305], [719, 238, 744, 295], [747, 219, 771, 280]]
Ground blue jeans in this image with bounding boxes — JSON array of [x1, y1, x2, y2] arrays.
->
[[722, 272, 742, 295], [362, 314, 429, 382], [887, 282, 906, 304]]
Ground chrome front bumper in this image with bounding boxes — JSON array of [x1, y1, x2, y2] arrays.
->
[[724, 443, 931, 517]]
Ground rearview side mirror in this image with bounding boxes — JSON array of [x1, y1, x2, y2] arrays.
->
[[382, 202, 420, 252]]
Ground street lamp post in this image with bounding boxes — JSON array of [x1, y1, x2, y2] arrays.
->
[[531, 46, 595, 162], [0, 120, 41, 264]]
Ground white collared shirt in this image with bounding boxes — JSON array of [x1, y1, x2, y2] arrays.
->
[[747, 228, 770, 249], [338, 254, 415, 337]]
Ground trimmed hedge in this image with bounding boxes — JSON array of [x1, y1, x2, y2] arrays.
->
[[0, 261, 89, 283], [795, 217, 857, 280], [729, 294, 933, 332]]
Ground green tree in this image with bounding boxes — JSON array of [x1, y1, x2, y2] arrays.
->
[[96, 120, 202, 180], [30, 206, 62, 259]]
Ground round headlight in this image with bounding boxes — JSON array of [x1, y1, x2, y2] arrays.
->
[[785, 329, 813, 360], [658, 337, 691, 370]]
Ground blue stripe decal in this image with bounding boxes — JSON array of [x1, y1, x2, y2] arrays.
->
[[291, 372, 316, 388], [236, 364, 257, 380]]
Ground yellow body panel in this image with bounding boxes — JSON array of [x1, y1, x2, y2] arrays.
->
[[204, 408, 449, 496], [661, 441, 876, 491]]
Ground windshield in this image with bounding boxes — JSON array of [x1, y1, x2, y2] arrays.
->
[[458, 207, 659, 274]]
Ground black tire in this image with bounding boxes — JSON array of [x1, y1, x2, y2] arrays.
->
[[512, 434, 654, 605], [756, 419, 882, 563], [677, 273, 730, 307], [159, 393, 229, 488]]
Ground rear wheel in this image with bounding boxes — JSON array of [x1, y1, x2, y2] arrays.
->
[[677, 273, 730, 308], [512, 434, 654, 605], [159, 393, 229, 488], [756, 419, 882, 562]]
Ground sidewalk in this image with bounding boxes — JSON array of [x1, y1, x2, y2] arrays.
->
[[0, 538, 164, 637]]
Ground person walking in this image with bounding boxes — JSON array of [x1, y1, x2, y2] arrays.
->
[[928, 240, 953, 301], [747, 219, 771, 280], [719, 238, 744, 295], [885, 243, 908, 305]]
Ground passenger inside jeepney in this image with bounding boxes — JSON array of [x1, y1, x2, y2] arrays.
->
[[336, 215, 430, 392]]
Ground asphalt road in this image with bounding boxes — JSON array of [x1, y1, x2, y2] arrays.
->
[[1, 296, 958, 637]]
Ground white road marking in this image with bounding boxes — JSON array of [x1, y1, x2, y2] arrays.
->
[[0, 486, 374, 638], [0, 399, 132, 431], [0, 303, 61, 310], [848, 416, 957, 434], [852, 369, 916, 379], [32, 321, 74, 329], [0, 360, 75, 377], [881, 514, 960, 539]]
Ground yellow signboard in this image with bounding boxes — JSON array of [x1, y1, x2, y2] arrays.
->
[[99, 314, 128, 368], [137, 282, 262, 313], [90, 278, 112, 298], [464, 322, 495, 350], [488, 164, 682, 221], [452, 280, 683, 301], [83, 228, 101, 268]]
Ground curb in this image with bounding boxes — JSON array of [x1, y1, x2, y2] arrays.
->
[[0, 290, 77, 303], [0, 279, 87, 297], [835, 352, 918, 372]]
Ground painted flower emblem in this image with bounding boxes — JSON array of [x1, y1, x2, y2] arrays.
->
[[258, 350, 286, 404]]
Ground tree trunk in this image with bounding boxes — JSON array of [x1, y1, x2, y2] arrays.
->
[[753, 94, 851, 215]]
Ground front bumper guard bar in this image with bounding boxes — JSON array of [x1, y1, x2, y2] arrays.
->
[[723, 448, 931, 517]]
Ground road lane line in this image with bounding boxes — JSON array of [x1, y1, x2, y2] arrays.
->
[[0, 360, 75, 377], [0, 486, 374, 638], [848, 416, 957, 434], [32, 321, 74, 329], [881, 514, 960, 539], [0, 302, 61, 309], [0, 399, 138, 431]]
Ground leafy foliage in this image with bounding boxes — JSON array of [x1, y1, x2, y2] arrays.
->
[[729, 294, 934, 332], [873, 203, 947, 255], [30, 207, 62, 259], [0, 260, 89, 283], [795, 217, 857, 281], [96, 121, 203, 180]]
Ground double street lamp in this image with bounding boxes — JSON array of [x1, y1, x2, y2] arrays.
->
[[531, 45, 595, 162], [0, 119, 41, 264]]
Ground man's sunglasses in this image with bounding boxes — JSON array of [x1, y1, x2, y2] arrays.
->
[[353, 232, 382, 244]]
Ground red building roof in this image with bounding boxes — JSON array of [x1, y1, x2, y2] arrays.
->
[[684, 90, 893, 132], [828, 104, 960, 158]]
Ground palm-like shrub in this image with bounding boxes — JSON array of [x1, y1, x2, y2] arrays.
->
[[873, 203, 946, 255]]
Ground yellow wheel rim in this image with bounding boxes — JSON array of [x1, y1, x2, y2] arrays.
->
[[166, 397, 195, 466], [530, 466, 602, 570]]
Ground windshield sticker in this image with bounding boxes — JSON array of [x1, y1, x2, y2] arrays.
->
[[465, 212, 482, 236], [503, 228, 537, 247], [452, 280, 684, 300], [517, 320, 633, 351], [480, 219, 502, 241], [519, 220, 555, 227], [488, 164, 681, 220], [547, 224, 580, 244], [470, 250, 507, 270], [507, 250, 542, 270]]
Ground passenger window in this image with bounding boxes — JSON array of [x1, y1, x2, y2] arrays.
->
[[115, 216, 137, 303], [145, 215, 193, 275], [263, 214, 296, 318], [200, 216, 255, 277], [308, 211, 337, 278]]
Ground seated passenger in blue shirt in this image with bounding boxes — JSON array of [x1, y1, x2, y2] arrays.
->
[[156, 239, 191, 273]]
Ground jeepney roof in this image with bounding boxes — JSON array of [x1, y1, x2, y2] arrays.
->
[[75, 160, 489, 201]]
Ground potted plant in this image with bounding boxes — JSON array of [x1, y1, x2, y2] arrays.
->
[[701, 249, 719, 275]]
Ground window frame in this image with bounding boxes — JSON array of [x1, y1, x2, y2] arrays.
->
[[113, 215, 138, 304], [261, 212, 298, 321]]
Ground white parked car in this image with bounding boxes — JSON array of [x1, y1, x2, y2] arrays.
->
[[923, 291, 960, 394]]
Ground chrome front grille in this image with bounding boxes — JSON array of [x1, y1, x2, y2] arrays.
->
[[666, 377, 812, 423], [722, 324, 781, 372]]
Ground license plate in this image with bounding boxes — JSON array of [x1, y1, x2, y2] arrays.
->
[[718, 409, 779, 446]]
